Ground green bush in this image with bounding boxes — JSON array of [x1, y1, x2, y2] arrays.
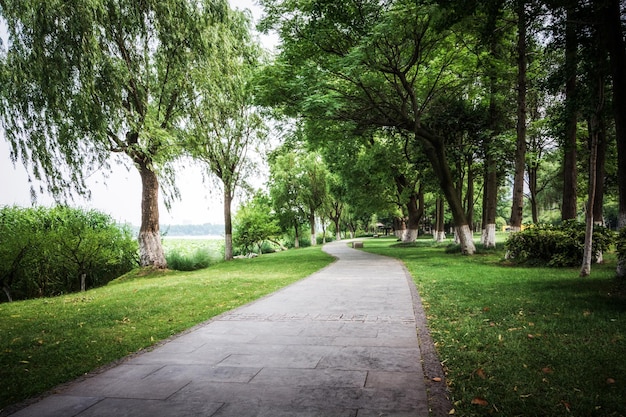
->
[[0, 206, 138, 301], [505, 220, 615, 267], [165, 248, 212, 271]]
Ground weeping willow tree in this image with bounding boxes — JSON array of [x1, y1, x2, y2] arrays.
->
[[186, 8, 267, 261], [0, 0, 229, 267]]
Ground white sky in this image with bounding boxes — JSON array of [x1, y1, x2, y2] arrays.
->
[[0, 0, 279, 226]]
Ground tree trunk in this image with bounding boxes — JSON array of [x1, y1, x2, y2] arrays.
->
[[294, 221, 300, 248], [581, 114, 600, 277], [136, 158, 167, 268], [528, 158, 539, 224], [394, 216, 406, 240], [510, 0, 527, 232], [224, 185, 233, 261], [418, 129, 476, 254], [465, 155, 474, 231], [598, 0, 626, 229], [2, 285, 13, 303], [595, 0, 626, 276], [592, 119, 606, 226], [435, 197, 446, 242], [562, 4, 578, 221], [483, 105, 499, 245], [403, 186, 423, 243], [80, 273, 86, 292], [309, 211, 316, 246]]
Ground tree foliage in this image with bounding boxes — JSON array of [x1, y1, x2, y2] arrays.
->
[[0, 206, 137, 302], [185, 7, 266, 260], [233, 191, 280, 255], [0, 0, 229, 267]]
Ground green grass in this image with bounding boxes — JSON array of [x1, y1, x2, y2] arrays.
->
[[364, 236, 626, 417], [0, 246, 334, 411], [163, 238, 224, 270]]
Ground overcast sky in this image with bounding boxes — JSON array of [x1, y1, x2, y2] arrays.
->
[[0, 0, 278, 226]]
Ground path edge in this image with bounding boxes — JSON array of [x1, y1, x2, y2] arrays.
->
[[402, 263, 454, 417]]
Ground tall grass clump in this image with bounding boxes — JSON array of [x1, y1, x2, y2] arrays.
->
[[165, 248, 213, 271]]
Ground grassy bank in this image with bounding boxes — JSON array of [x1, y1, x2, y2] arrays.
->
[[0, 246, 334, 411], [364, 236, 626, 417]]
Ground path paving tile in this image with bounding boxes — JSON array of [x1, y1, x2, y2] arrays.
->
[[7, 240, 431, 417]]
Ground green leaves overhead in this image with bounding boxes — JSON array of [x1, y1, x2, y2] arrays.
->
[[0, 0, 229, 200]]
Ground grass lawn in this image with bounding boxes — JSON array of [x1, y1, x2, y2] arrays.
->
[[0, 246, 334, 411], [364, 236, 626, 417]]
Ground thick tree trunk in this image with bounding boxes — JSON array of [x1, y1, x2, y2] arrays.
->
[[224, 186, 233, 261], [136, 159, 167, 268], [403, 186, 423, 243], [394, 217, 406, 240], [562, 4, 578, 221], [510, 0, 527, 232], [418, 130, 475, 254]]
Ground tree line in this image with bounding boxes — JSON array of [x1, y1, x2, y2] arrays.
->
[[1, 0, 625, 277], [255, 0, 626, 277]]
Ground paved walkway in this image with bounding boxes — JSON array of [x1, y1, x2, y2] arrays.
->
[[9, 240, 435, 417]]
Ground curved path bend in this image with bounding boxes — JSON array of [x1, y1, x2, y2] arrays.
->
[[9, 240, 447, 417]]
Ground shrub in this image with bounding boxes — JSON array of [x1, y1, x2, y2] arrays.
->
[[0, 206, 138, 301], [505, 220, 615, 267]]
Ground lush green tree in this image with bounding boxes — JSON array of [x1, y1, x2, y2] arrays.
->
[[258, 0, 478, 254], [268, 149, 308, 248], [0, 206, 137, 301], [233, 191, 280, 255], [0, 0, 228, 268], [267, 147, 328, 247], [186, 8, 266, 261]]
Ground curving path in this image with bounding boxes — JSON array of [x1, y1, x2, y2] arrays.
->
[[8, 240, 441, 417]]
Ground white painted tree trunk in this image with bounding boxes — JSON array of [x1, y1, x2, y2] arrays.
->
[[456, 225, 476, 255], [139, 230, 167, 268], [435, 231, 446, 243], [403, 228, 418, 243], [483, 223, 497, 248]]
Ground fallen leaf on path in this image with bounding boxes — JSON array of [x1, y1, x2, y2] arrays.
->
[[432, 377, 442, 382]]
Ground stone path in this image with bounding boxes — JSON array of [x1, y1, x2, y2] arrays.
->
[[8, 240, 435, 417]]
